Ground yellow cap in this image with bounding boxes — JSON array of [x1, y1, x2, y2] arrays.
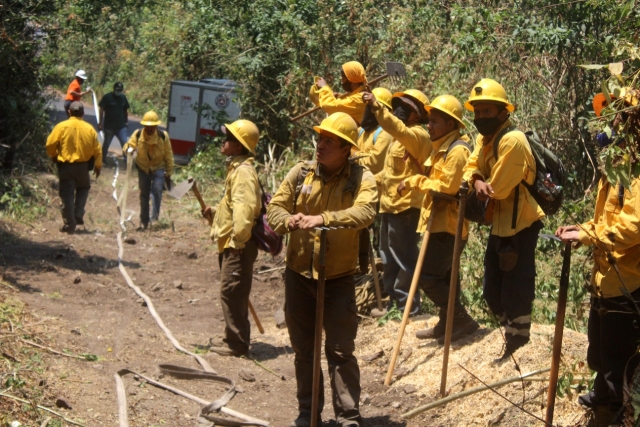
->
[[372, 87, 393, 110], [392, 89, 429, 109], [313, 112, 359, 149], [464, 78, 515, 112], [425, 95, 466, 128], [224, 119, 259, 155], [140, 111, 162, 126]]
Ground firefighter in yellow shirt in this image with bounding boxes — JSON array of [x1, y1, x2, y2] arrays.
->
[[556, 88, 640, 426], [397, 95, 479, 343], [202, 120, 261, 357], [267, 113, 377, 427], [462, 79, 544, 360], [123, 111, 174, 230], [45, 101, 102, 233], [362, 89, 432, 315], [309, 61, 368, 124]]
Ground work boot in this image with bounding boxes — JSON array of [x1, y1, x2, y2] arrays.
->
[[493, 337, 529, 363], [416, 321, 445, 340], [578, 391, 598, 409], [137, 222, 148, 231], [437, 316, 479, 345], [289, 414, 322, 427], [60, 224, 75, 234], [75, 217, 84, 225], [209, 344, 247, 357]]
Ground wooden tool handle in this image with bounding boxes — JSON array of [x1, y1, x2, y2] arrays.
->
[[310, 229, 328, 427], [190, 180, 213, 226], [290, 73, 390, 122], [248, 300, 265, 334]]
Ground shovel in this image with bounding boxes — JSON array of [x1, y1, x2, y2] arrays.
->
[[540, 234, 572, 426], [172, 177, 264, 334], [384, 190, 458, 386], [440, 182, 469, 396], [290, 62, 407, 122], [310, 227, 328, 427]]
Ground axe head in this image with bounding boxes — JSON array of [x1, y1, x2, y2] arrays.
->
[[385, 62, 407, 84], [168, 179, 194, 200]]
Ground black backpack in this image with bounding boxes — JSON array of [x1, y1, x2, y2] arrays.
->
[[493, 126, 565, 217]]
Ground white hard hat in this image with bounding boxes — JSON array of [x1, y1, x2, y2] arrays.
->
[[75, 70, 87, 79]]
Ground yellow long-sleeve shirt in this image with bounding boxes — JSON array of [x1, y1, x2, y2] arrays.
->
[[267, 160, 378, 280], [123, 129, 174, 176], [210, 156, 261, 252], [463, 120, 544, 236], [45, 117, 102, 168], [309, 84, 367, 124], [371, 101, 432, 214], [578, 178, 640, 298], [404, 129, 470, 237], [356, 126, 393, 177]]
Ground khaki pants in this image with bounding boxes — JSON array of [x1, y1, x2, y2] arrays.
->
[[218, 240, 258, 353], [284, 268, 362, 425]]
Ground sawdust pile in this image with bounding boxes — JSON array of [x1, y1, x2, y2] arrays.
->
[[354, 316, 591, 426]]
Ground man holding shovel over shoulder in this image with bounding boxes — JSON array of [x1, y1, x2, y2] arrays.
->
[[309, 61, 368, 124], [201, 119, 261, 357], [361, 89, 432, 315], [267, 112, 377, 427], [462, 79, 544, 360], [556, 88, 640, 427], [395, 94, 479, 343]]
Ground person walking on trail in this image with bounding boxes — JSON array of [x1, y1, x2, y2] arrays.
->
[[46, 101, 102, 233], [309, 61, 368, 124], [462, 78, 544, 360], [64, 70, 91, 117], [98, 82, 130, 165], [395, 94, 479, 343], [362, 88, 432, 316], [267, 112, 377, 427], [556, 88, 640, 427], [122, 111, 174, 230], [202, 119, 261, 357], [354, 86, 393, 278]]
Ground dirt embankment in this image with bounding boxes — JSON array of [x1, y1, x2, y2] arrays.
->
[[0, 168, 591, 426]]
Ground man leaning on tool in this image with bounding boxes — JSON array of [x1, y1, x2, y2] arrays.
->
[[267, 112, 377, 427], [46, 101, 102, 233], [362, 88, 432, 315], [556, 88, 640, 427], [462, 79, 544, 360], [396, 94, 479, 343], [309, 61, 368, 124], [203, 120, 261, 357]]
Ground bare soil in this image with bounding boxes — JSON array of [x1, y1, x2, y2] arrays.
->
[[0, 167, 591, 426]]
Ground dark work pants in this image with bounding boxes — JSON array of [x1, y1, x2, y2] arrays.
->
[[284, 268, 362, 425], [57, 162, 91, 228], [587, 288, 640, 414], [483, 220, 543, 346], [218, 240, 258, 353], [419, 232, 468, 320], [138, 168, 164, 225], [379, 208, 421, 314]]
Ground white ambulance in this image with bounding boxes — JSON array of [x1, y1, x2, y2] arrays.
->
[[167, 79, 240, 162]]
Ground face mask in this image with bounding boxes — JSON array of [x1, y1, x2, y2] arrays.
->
[[473, 117, 504, 136], [114, 90, 122, 97], [393, 103, 413, 123], [360, 105, 378, 131]]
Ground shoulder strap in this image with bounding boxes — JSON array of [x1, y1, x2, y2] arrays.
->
[[358, 128, 364, 139], [344, 161, 364, 196], [157, 129, 166, 141], [492, 125, 518, 160], [373, 127, 383, 145], [292, 161, 313, 214], [445, 139, 471, 160], [135, 129, 142, 143]]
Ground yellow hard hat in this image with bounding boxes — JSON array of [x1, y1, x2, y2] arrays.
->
[[393, 89, 429, 109], [140, 111, 162, 126], [593, 87, 639, 117], [425, 95, 466, 128], [313, 112, 359, 149], [372, 87, 393, 110], [464, 78, 515, 112], [224, 119, 259, 155]]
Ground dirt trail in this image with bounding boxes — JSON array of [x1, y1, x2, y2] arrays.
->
[[0, 166, 590, 426]]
